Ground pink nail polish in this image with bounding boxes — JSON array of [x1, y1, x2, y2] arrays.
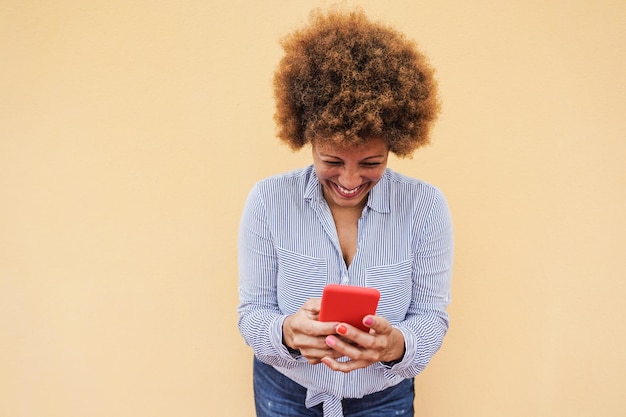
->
[[326, 336, 336, 346], [364, 316, 374, 326]]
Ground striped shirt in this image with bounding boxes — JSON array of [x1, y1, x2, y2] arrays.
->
[[237, 165, 453, 417]]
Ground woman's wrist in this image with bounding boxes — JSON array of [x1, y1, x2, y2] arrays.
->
[[382, 328, 406, 364], [281, 315, 302, 357], [281, 315, 296, 350]]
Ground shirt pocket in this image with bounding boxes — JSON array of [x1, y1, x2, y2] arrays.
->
[[365, 258, 413, 323], [275, 247, 328, 314]]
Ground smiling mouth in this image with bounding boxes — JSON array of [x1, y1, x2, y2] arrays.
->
[[335, 183, 364, 196]]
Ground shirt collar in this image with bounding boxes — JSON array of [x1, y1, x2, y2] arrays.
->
[[303, 165, 391, 214]]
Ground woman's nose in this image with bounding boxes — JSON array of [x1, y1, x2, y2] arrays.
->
[[338, 167, 361, 189]]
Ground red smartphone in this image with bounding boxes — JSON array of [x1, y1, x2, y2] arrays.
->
[[318, 284, 380, 332]]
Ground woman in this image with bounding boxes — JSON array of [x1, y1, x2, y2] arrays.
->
[[238, 9, 453, 417]]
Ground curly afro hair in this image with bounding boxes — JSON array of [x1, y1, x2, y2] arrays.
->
[[273, 9, 441, 157]]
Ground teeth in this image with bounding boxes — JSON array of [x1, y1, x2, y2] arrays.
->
[[337, 184, 361, 195]]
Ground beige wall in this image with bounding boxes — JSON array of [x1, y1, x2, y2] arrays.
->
[[1, 1, 625, 416]]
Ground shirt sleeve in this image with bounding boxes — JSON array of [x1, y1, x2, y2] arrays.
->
[[237, 183, 303, 367], [384, 189, 454, 378]]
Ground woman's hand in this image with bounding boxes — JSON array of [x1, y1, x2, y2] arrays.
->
[[282, 298, 344, 364], [320, 315, 405, 373]]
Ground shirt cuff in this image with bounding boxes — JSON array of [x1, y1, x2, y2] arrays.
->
[[380, 326, 414, 371], [272, 315, 305, 361]]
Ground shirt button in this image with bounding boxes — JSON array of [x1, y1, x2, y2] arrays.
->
[[341, 275, 349, 284]]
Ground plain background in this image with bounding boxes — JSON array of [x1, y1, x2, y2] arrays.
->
[[1, 0, 625, 416]]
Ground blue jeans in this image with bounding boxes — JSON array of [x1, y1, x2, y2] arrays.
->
[[253, 357, 414, 416]]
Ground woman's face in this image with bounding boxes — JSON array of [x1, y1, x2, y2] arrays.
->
[[312, 137, 389, 210]]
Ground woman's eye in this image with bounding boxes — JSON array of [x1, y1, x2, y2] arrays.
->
[[325, 161, 342, 166], [362, 162, 381, 167]]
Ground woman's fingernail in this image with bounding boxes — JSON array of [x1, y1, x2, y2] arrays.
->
[[325, 336, 336, 346], [364, 317, 374, 326], [336, 324, 348, 335]]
